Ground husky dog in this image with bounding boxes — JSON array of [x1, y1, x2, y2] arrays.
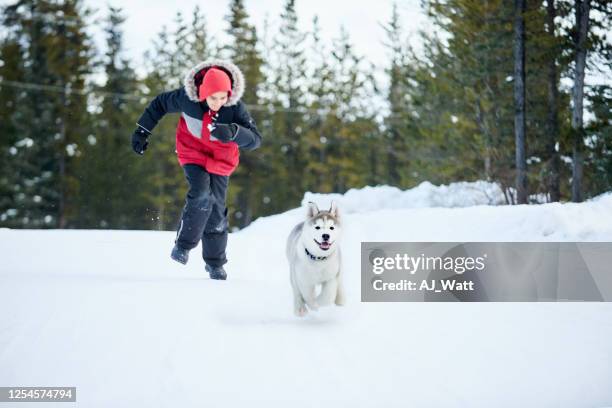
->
[[286, 201, 345, 317]]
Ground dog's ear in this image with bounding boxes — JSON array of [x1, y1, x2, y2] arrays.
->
[[329, 200, 340, 219], [307, 202, 319, 218]]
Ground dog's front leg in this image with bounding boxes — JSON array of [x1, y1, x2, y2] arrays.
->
[[316, 279, 338, 306], [293, 293, 308, 317], [302, 284, 319, 311], [291, 270, 308, 317]]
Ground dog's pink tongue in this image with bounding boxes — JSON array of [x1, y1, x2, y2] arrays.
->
[[320, 241, 330, 249]]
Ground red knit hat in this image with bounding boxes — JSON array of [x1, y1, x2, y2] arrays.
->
[[198, 67, 232, 101]]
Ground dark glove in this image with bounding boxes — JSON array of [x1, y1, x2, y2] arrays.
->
[[131, 126, 150, 155], [210, 123, 238, 143]]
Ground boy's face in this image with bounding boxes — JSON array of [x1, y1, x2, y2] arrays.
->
[[206, 91, 229, 111]]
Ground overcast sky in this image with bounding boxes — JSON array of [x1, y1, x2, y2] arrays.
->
[[1, 0, 606, 91], [84, 0, 428, 79]]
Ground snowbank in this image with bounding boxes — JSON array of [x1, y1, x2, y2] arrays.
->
[[302, 180, 508, 212]]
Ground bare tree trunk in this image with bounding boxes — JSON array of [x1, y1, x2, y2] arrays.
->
[[58, 72, 68, 228], [571, 0, 590, 202], [545, 0, 561, 202], [479, 3, 494, 182], [475, 97, 492, 181], [368, 139, 379, 185], [514, 0, 528, 204], [58, 118, 67, 228]]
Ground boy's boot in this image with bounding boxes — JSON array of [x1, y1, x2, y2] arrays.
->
[[171, 244, 190, 265], [205, 264, 227, 280]]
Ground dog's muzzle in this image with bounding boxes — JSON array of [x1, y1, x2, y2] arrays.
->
[[314, 239, 333, 251]]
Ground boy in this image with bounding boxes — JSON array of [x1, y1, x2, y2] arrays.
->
[[131, 59, 262, 280]]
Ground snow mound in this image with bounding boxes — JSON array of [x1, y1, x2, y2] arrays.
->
[[302, 181, 612, 214], [302, 181, 507, 213]]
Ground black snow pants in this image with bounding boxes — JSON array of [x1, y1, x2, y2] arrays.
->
[[175, 164, 229, 267]]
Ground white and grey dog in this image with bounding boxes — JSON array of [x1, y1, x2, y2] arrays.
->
[[286, 201, 345, 317]]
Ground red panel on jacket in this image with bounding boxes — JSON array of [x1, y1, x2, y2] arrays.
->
[[175, 109, 240, 176]]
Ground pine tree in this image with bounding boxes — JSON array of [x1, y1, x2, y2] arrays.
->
[[407, 0, 518, 200], [1, 0, 92, 227], [382, 3, 412, 187], [187, 5, 213, 64], [2, 1, 57, 227], [44, 0, 93, 226], [302, 15, 336, 192], [77, 5, 145, 228], [519, 0, 571, 202], [326, 26, 377, 192], [171, 12, 189, 81], [0, 32, 27, 227], [266, 0, 309, 209], [584, 85, 612, 195]]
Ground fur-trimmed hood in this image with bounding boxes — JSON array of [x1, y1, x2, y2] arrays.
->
[[183, 59, 245, 106]]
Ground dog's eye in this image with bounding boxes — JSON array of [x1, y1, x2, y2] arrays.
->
[[315, 226, 321, 230], [330, 226, 335, 230]]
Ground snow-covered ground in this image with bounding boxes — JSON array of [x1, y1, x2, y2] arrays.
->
[[1, 182, 612, 407]]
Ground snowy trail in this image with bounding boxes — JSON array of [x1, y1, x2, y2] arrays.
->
[[2, 187, 612, 407]]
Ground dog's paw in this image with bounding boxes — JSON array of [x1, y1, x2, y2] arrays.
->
[[295, 306, 308, 317], [335, 298, 345, 306]]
